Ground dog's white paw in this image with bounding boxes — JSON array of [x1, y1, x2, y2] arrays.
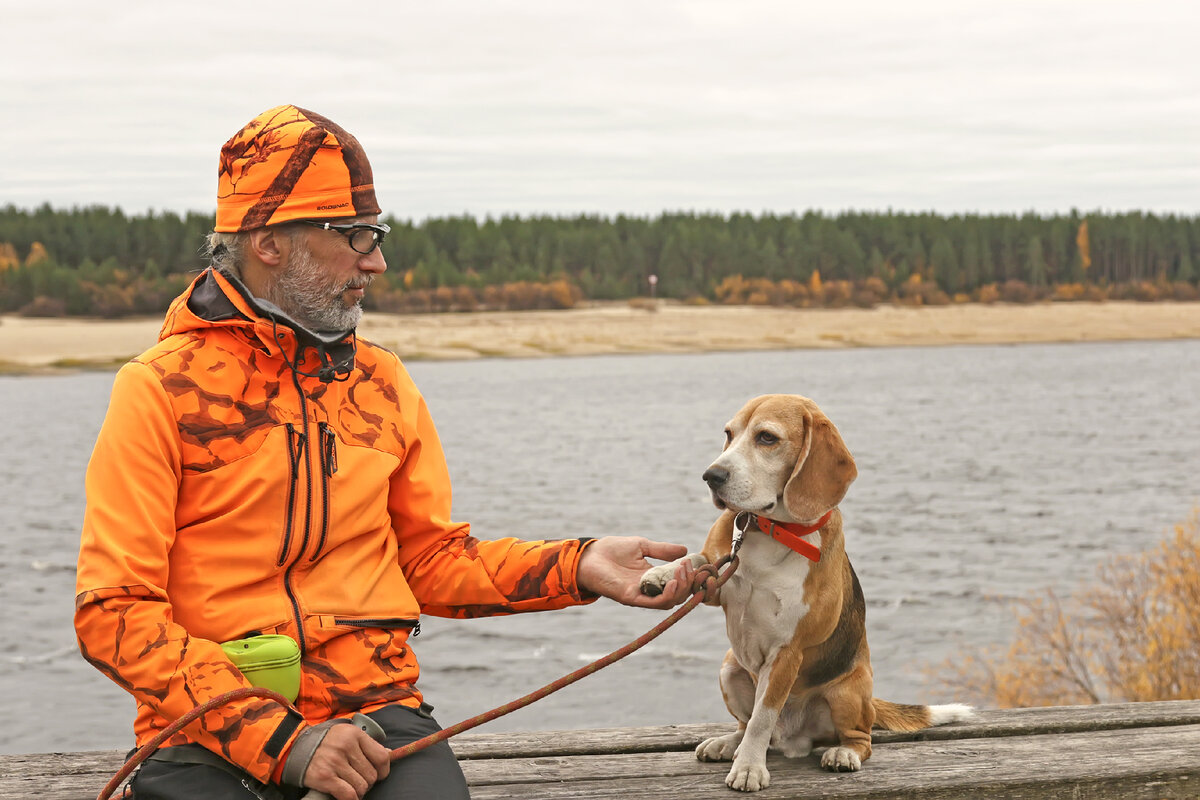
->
[[639, 553, 707, 597], [639, 563, 676, 597], [696, 732, 742, 762], [726, 759, 770, 792], [820, 746, 862, 772]]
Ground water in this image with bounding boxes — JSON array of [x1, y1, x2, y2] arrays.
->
[[1, 340, 1197, 755]]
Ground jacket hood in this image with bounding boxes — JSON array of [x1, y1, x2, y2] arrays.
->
[[160, 268, 357, 382]]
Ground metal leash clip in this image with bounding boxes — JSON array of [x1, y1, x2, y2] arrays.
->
[[732, 511, 751, 557]]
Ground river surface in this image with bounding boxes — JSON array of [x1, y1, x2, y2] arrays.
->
[[1, 340, 1197, 755]]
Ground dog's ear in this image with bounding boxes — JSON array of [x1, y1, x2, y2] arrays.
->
[[783, 408, 857, 521]]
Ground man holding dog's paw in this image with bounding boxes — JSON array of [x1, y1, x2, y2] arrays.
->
[[74, 105, 695, 800]]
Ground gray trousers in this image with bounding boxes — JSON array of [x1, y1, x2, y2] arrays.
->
[[129, 704, 470, 800]]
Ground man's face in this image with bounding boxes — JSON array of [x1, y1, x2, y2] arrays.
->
[[263, 217, 387, 332]]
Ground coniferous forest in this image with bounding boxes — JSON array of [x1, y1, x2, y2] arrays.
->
[[0, 204, 1196, 317]]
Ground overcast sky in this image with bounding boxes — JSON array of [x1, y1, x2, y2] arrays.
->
[[3, 0, 1197, 220]]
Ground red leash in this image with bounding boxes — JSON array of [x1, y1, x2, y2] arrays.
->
[[98, 555, 738, 798]]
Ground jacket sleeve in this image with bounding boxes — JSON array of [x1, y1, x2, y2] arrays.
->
[[74, 361, 304, 783], [388, 384, 599, 618]]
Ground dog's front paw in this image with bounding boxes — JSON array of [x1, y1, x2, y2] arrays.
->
[[639, 553, 707, 597], [696, 732, 742, 762], [820, 746, 862, 772], [726, 759, 770, 792], [638, 563, 676, 597]]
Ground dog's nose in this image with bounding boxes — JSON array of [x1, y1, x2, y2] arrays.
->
[[703, 466, 729, 487]]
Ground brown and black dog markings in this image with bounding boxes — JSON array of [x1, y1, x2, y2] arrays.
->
[[641, 394, 973, 792]]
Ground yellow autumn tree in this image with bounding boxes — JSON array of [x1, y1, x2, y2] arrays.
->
[[941, 507, 1200, 707], [1076, 220, 1091, 273], [25, 242, 50, 266], [0, 242, 19, 270]]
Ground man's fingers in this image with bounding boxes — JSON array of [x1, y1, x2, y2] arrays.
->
[[641, 539, 688, 562], [365, 739, 391, 780], [344, 745, 378, 787], [675, 562, 697, 601], [340, 768, 370, 799]]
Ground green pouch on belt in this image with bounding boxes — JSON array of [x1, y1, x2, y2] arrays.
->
[[220, 635, 302, 704]]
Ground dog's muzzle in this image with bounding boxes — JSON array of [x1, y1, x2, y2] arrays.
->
[[703, 466, 729, 488], [704, 466, 730, 508]]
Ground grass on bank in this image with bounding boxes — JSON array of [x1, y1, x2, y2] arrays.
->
[[941, 507, 1200, 707]]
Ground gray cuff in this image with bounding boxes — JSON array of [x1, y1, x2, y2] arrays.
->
[[279, 719, 352, 787]]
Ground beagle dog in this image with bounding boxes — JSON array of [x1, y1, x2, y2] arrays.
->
[[641, 394, 972, 792]]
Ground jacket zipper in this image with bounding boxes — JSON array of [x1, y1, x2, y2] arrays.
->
[[276, 424, 305, 566], [333, 617, 421, 636], [283, 372, 315, 653], [311, 422, 337, 561]]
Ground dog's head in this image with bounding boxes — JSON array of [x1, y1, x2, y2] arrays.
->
[[703, 394, 857, 523]]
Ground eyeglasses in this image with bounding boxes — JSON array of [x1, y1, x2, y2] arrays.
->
[[299, 220, 391, 255]]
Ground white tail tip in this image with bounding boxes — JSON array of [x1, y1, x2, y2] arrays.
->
[[928, 703, 976, 726]]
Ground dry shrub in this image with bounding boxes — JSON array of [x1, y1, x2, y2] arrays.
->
[[1052, 283, 1088, 302], [999, 279, 1036, 303], [710, 274, 890, 309], [1130, 281, 1164, 302], [745, 278, 783, 306], [896, 274, 951, 306], [19, 296, 68, 317], [856, 277, 888, 307], [819, 280, 855, 308], [778, 279, 811, 307], [545, 279, 582, 309], [713, 274, 750, 304], [976, 283, 1001, 304], [1170, 281, 1200, 301], [941, 508, 1200, 707]]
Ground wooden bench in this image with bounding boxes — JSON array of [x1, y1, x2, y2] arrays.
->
[[6, 700, 1200, 799]]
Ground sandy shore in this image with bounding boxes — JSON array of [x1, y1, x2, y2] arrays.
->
[[2, 300, 1198, 372]]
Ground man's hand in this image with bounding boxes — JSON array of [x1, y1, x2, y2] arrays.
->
[[303, 723, 391, 800], [577, 537, 695, 609]]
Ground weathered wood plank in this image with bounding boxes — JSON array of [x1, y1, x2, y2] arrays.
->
[[463, 723, 1200, 799], [6, 701, 1200, 800], [453, 699, 1200, 758], [0, 752, 128, 800]]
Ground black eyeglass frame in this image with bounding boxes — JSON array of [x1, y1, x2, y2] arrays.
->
[[298, 220, 391, 255]]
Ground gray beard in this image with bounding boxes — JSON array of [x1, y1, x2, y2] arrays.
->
[[262, 243, 368, 332]]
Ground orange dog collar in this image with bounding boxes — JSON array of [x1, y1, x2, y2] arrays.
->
[[751, 511, 831, 562]]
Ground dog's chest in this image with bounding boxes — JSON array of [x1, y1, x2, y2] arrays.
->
[[721, 535, 813, 673]]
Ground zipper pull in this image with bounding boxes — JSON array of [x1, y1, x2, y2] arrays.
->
[[287, 423, 306, 471], [321, 423, 338, 476]]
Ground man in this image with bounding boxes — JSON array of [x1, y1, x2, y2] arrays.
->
[[75, 105, 695, 800]]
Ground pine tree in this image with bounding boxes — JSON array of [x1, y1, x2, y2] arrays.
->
[[1028, 236, 1048, 286]]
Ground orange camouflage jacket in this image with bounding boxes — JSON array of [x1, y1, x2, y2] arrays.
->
[[75, 268, 595, 784]]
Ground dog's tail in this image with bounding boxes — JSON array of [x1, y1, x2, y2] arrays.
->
[[871, 699, 975, 732]]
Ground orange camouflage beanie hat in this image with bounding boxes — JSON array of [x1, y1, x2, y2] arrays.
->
[[215, 105, 381, 232]]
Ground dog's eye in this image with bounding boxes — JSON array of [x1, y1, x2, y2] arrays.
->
[[756, 431, 779, 446], [723, 429, 732, 444]]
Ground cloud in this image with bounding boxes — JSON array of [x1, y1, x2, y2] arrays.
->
[[2, 0, 1197, 218]]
